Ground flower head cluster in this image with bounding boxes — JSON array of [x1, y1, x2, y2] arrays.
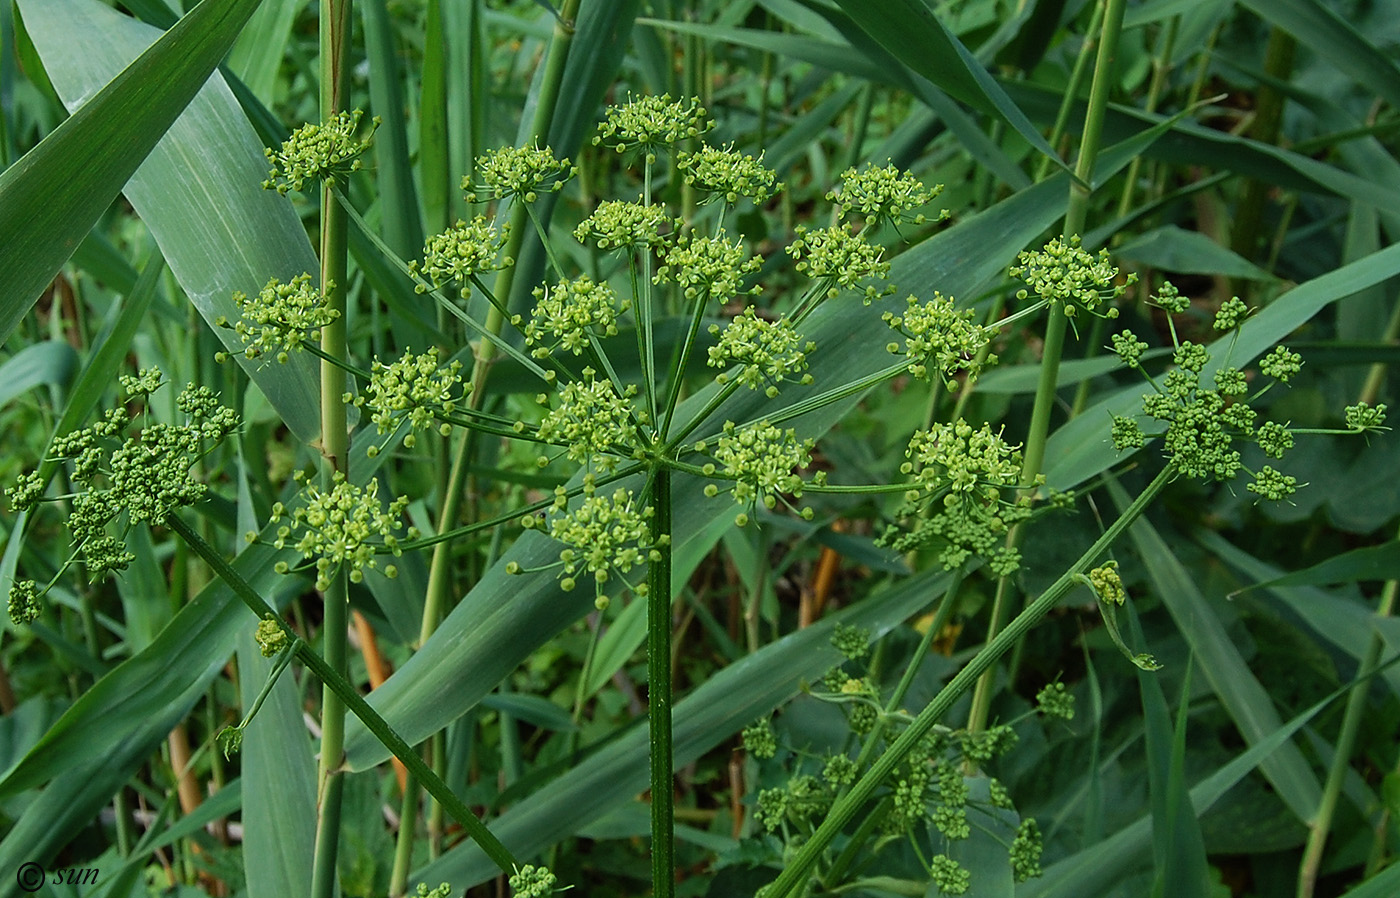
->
[[519, 275, 627, 358], [255, 616, 289, 657], [536, 369, 640, 470], [592, 94, 712, 162], [413, 217, 513, 291], [698, 421, 815, 523], [465, 144, 575, 204], [10, 373, 238, 583], [352, 347, 465, 450], [218, 274, 339, 363], [413, 885, 452, 898], [1345, 402, 1388, 433], [1110, 334, 1321, 499], [1011, 819, 1044, 882], [883, 293, 995, 388], [787, 225, 892, 303], [678, 144, 781, 204], [507, 864, 558, 898], [756, 774, 828, 832], [654, 231, 761, 302], [708, 309, 815, 397], [1089, 560, 1126, 605], [1214, 296, 1250, 331], [519, 478, 665, 598], [1010, 235, 1133, 319], [1036, 682, 1076, 720], [828, 162, 944, 231], [573, 199, 674, 250], [902, 420, 1023, 499], [271, 475, 410, 590], [263, 110, 378, 194], [930, 854, 971, 895], [742, 719, 778, 759], [8, 579, 41, 626]]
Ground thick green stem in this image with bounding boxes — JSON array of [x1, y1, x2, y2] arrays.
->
[[312, 4, 353, 896], [648, 464, 675, 897], [966, 0, 1128, 740], [166, 515, 520, 874], [768, 463, 1178, 896]]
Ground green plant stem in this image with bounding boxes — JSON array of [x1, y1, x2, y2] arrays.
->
[[966, 0, 1129, 741], [647, 463, 675, 897], [166, 514, 520, 875], [389, 769, 419, 898], [768, 462, 1178, 897], [1230, 26, 1296, 279], [312, 4, 353, 896], [1035, 1, 1103, 183]]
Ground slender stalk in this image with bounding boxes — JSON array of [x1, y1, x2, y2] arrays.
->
[[166, 515, 521, 875], [767, 463, 1178, 896], [1297, 573, 1396, 898], [647, 465, 675, 897], [966, 0, 1130, 741], [311, 4, 354, 896]]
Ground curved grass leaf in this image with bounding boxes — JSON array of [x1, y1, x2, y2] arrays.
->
[[1107, 479, 1322, 823], [0, 341, 77, 408], [0, 0, 263, 344], [21, 0, 324, 444]]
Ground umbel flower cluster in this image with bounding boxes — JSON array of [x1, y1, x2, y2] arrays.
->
[[5, 370, 239, 623], [1108, 281, 1388, 500], [263, 109, 378, 194], [739, 624, 1052, 895]]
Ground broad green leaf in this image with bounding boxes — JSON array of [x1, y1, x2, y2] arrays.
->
[[0, 341, 77, 407], [226, 0, 303, 103], [1337, 862, 1400, 898], [1115, 225, 1273, 281], [829, 0, 1062, 168], [0, 0, 263, 345], [1108, 480, 1322, 823], [1229, 541, 1400, 595], [22, 0, 324, 445], [1141, 659, 1212, 898]]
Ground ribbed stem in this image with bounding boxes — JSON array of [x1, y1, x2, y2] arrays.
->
[[648, 464, 675, 897]]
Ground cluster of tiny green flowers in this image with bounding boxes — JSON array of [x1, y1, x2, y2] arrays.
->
[[411, 217, 512, 290], [9, 374, 238, 584], [699, 421, 816, 523], [1010, 819, 1044, 881], [756, 774, 828, 832], [508, 864, 557, 898], [902, 420, 1023, 498], [883, 293, 994, 388], [519, 478, 664, 601], [263, 110, 378, 194], [1036, 682, 1076, 720], [1346, 402, 1389, 432], [518, 275, 627, 358], [787, 225, 893, 302], [1009, 235, 1133, 319], [742, 719, 778, 759], [270, 475, 410, 590], [255, 615, 288, 657], [217, 274, 338, 363], [1259, 345, 1302, 382], [1214, 296, 1250, 330], [707, 308, 814, 397], [592, 94, 712, 162], [930, 854, 971, 895], [352, 347, 464, 450], [465, 144, 575, 204], [678, 144, 782, 204], [655, 231, 761, 302], [1088, 560, 1126, 605], [829, 161, 944, 230], [573, 199, 674, 250], [535, 369, 639, 470], [8, 579, 41, 625], [831, 622, 871, 661], [413, 884, 452, 898]]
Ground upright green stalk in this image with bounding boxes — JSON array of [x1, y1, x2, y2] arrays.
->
[[966, 0, 1130, 739], [647, 464, 675, 898], [310, 4, 353, 898]]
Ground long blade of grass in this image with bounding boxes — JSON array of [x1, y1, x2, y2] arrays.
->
[[0, 0, 264, 343], [1107, 478, 1322, 823], [21, 0, 325, 444]]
